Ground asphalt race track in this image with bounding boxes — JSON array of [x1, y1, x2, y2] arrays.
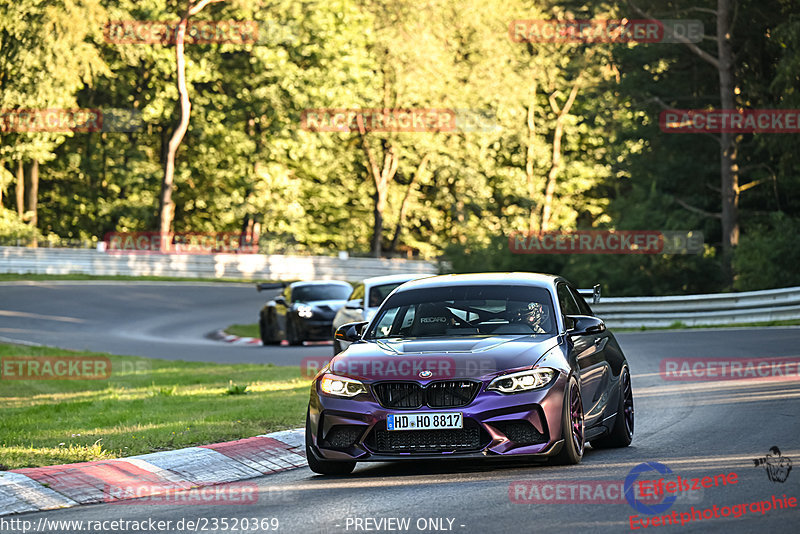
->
[[2, 281, 800, 533], [0, 281, 329, 365]]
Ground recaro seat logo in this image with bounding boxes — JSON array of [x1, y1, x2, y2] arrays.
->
[[420, 316, 447, 323]]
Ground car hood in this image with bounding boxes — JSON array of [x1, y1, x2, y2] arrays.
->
[[329, 335, 561, 381]]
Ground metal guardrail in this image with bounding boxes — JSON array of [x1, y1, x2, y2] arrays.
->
[[592, 286, 800, 328], [0, 246, 438, 282]]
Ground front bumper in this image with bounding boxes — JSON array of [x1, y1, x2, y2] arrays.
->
[[308, 375, 568, 461]]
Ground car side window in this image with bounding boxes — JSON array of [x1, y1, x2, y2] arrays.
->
[[350, 283, 365, 302], [568, 286, 593, 315], [557, 283, 581, 316], [399, 306, 416, 331], [374, 309, 396, 336], [373, 306, 411, 337]]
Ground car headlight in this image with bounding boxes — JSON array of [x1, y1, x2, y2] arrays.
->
[[319, 373, 367, 397], [297, 305, 313, 318], [487, 368, 556, 394]]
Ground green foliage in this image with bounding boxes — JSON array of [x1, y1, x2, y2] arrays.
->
[[149, 384, 178, 397], [442, 234, 723, 297], [0, 206, 41, 241], [225, 380, 249, 395], [0, 0, 797, 293], [734, 213, 800, 291]]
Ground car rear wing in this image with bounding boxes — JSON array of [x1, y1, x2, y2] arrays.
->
[[577, 284, 601, 304], [256, 282, 288, 292]]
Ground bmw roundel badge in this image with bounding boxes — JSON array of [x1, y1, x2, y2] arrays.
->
[[419, 370, 433, 378]]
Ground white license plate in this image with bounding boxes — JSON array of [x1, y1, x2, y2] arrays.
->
[[386, 412, 463, 431]]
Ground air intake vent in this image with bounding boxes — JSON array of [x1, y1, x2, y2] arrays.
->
[[324, 425, 365, 449], [372, 380, 481, 409], [426, 380, 480, 408], [373, 382, 424, 408], [492, 421, 547, 445]]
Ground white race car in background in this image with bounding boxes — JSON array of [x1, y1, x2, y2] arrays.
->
[[331, 273, 431, 354]]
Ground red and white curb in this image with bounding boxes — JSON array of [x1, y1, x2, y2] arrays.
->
[[211, 329, 264, 346], [209, 329, 334, 347], [0, 428, 305, 516]]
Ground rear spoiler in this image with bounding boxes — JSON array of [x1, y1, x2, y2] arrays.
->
[[256, 282, 288, 292], [578, 284, 601, 304]]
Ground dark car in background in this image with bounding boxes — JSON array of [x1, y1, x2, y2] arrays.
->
[[305, 272, 634, 475], [258, 280, 352, 345]]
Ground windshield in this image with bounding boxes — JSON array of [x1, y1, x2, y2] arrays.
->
[[293, 284, 351, 302], [366, 285, 556, 338]]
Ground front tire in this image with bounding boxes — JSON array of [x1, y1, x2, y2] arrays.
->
[[305, 413, 356, 475], [286, 319, 303, 346], [591, 366, 634, 449], [260, 315, 280, 345], [551, 376, 584, 465]]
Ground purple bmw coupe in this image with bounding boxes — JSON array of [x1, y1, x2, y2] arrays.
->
[[305, 273, 634, 475]]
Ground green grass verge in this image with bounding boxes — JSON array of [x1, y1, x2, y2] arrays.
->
[[0, 273, 278, 284], [0, 344, 308, 469], [226, 324, 261, 338]]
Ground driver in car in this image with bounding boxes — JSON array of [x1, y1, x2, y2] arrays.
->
[[511, 302, 550, 334]]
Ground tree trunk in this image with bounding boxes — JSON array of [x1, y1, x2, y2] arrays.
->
[[717, 0, 738, 283], [158, 0, 225, 251], [358, 118, 398, 257], [372, 200, 384, 257], [28, 160, 39, 247], [630, 0, 737, 283], [158, 17, 189, 250], [16, 160, 24, 217], [526, 82, 538, 232], [540, 80, 581, 232], [389, 153, 430, 252]]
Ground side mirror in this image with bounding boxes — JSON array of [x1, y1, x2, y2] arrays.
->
[[335, 321, 369, 343], [565, 315, 606, 336], [345, 298, 364, 310], [274, 296, 287, 306]]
